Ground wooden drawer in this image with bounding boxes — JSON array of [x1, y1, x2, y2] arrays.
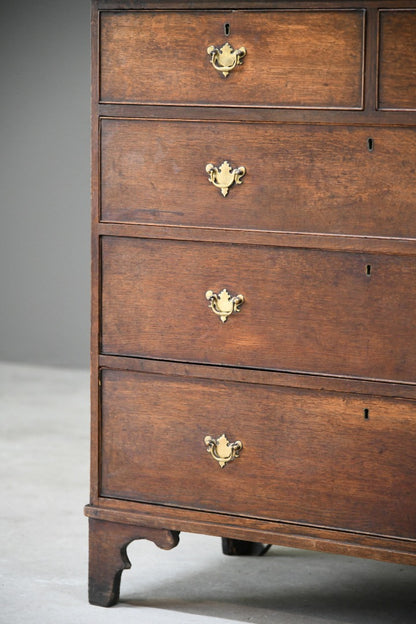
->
[[101, 119, 416, 238], [100, 368, 416, 539], [378, 10, 416, 111], [99, 10, 364, 109], [100, 236, 416, 384]]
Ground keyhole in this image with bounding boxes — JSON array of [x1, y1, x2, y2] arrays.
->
[[224, 23, 230, 36], [367, 138, 374, 152], [366, 264, 372, 276], [363, 408, 370, 420]]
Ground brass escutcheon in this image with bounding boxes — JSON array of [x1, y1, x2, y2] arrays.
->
[[205, 288, 244, 323], [207, 42, 246, 77], [204, 434, 242, 468], [205, 161, 246, 197]]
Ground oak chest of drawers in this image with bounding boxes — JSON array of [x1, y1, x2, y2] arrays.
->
[[85, 0, 416, 607]]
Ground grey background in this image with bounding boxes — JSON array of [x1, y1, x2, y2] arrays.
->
[[0, 0, 90, 368]]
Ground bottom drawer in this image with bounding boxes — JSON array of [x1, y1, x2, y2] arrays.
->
[[100, 368, 416, 540]]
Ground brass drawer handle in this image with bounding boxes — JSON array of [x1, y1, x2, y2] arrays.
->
[[205, 288, 244, 323], [205, 160, 246, 197], [207, 42, 246, 77], [204, 434, 242, 468]]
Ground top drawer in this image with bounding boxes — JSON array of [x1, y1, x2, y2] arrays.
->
[[99, 10, 364, 109]]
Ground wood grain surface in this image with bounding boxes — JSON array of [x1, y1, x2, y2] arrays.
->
[[100, 368, 416, 538], [101, 119, 416, 237], [101, 236, 416, 383], [378, 10, 416, 110], [88, 1, 416, 599], [100, 10, 364, 108]]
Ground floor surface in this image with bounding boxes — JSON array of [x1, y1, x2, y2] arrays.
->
[[1, 361, 415, 624]]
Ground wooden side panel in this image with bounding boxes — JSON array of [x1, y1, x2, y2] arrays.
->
[[100, 237, 416, 384], [99, 10, 364, 109], [378, 10, 416, 110], [100, 369, 416, 539], [101, 119, 416, 238]]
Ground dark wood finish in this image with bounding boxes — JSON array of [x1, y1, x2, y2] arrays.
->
[[98, 102, 416, 125], [86, 503, 416, 566], [99, 354, 416, 400], [88, 518, 179, 606], [90, 0, 101, 504], [97, 222, 416, 256], [101, 236, 416, 383], [101, 119, 416, 237], [88, 0, 416, 607], [378, 9, 416, 110], [97, 0, 416, 7], [100, 368, 416, 538], [100, 10, 364, 109]]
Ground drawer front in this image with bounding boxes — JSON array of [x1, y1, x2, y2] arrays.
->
[[101, 119, 416, 238], [378, 10, 416, 110], [101, 237, 416, 384], [100, 368, 416, 539], [100, 10, 364, 109]]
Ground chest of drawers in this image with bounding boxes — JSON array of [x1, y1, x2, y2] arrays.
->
[[85, 0, 416, 607]]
